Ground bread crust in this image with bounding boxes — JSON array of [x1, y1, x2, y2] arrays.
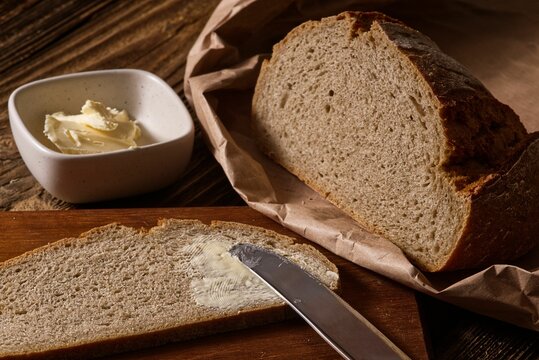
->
[[252, 11, 538, 271], [432, 135, 539, 270], [2, 305, 295, 360], [4, 306, 290, 360], [340, 12, 528, 186]]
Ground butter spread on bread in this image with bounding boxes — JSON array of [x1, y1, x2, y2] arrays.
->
[[0, 219, 338, 359]]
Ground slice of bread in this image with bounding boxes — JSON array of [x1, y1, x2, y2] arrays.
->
[[0, 219, 338, 359], [252, 11, 539, 271]]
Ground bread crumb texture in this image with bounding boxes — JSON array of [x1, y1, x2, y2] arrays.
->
[[0, 219, 338, 357], [252, 11, 536, 271]]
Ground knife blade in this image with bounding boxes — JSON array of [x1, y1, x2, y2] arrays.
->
[[229, 243, 410, 360]]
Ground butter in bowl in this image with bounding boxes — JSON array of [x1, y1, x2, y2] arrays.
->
[[43, 99, 141, 155], [8, 69, 194, 203]]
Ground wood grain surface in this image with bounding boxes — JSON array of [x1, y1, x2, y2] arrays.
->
[[0, 1, 538, 359], [0, 0, 242, 211], [0, 207, 429, 360]]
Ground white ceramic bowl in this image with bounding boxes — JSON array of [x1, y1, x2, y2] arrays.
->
[[8, 69, 194, 203]]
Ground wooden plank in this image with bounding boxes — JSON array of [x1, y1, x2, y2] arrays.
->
[[0, 207, 429, 360]]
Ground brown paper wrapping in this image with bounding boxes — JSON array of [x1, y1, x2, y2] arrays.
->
[[184, 0, 539, 330]]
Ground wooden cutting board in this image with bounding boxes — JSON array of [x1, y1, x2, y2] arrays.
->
[[0, 207, 429, 360]]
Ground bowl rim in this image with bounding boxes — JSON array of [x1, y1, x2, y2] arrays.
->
[[8, 68, 194, 159]]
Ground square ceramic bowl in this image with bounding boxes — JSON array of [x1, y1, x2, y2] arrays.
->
[[8, 69, 194, 203]]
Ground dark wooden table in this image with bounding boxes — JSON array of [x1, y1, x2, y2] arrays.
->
[[1, 1, 538, 359]]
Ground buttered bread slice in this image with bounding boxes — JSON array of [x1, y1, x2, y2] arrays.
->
[[0, 219, 338, 359], [252, 12, 539, 271]]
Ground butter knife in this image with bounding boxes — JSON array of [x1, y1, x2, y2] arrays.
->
[[230, 243, 410, 360]]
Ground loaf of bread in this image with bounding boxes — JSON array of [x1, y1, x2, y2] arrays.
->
[[0, 219, 338, 359], [252, 11, 539, 271]]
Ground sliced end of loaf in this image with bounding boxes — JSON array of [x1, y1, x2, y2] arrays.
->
[[252, 11, 534, 271]]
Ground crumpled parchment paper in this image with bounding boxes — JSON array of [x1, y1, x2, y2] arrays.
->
[[185, 0, 539, 330]]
